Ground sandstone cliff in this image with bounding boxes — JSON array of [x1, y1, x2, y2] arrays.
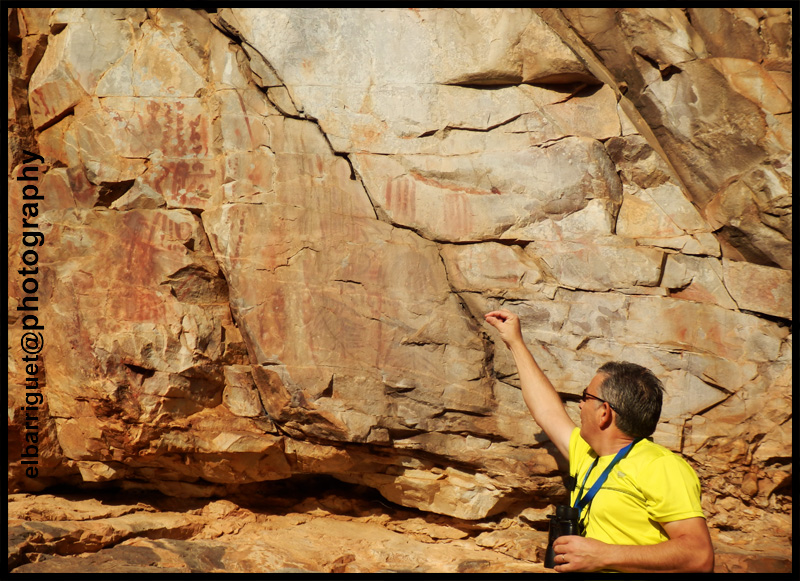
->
[[8, 7, 791, 572]]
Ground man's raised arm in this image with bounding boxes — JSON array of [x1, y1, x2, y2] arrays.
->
[[484, 310, 575, 460]]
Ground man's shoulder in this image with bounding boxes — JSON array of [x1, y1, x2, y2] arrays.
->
[[636, 437, 686, 459], [637, 437, 674, 455], [630, 438, 698, 475]]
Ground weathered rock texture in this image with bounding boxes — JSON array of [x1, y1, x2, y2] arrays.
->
[[7, 486, 791, 573], [8, 7, 791, 570], [8, 485, 553, 573]]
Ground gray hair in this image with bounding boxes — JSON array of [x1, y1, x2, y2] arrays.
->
[[597, 361, 665, 438]]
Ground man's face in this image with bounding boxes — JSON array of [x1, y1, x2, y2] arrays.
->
[[579, 372, 608, 442]]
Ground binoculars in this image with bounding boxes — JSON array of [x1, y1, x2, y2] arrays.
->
[[544, 505, 581, 569]]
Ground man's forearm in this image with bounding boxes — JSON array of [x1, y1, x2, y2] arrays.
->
[[508, 341, 562, 421], [554, 525, 715, 574], [483, 310, 575, 458], [507, 340, 574, 459], [600, 535, 714, 573]]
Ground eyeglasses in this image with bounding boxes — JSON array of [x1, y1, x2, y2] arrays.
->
[[580, 388, 619, 413]]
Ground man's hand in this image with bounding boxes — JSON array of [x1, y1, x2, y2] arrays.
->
[[484, 308, 575, 459], [551, 517, 715, 573], [484, 310, 524, 348], [552, 535, 609, 573]]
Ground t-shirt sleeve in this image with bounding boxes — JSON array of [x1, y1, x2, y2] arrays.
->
[[567, 428, 594, 505], [638, 453, 705, 523], [568, 427, 590, 467]]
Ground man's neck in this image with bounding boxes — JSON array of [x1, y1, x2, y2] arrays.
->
[[592, 432, 636, 457]]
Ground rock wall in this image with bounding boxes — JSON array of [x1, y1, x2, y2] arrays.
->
[[8, 6, 791, 556]]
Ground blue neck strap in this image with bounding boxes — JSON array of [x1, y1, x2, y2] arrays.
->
[[573, 438, 640, 512]]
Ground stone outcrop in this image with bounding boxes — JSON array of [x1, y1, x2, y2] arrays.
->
[[8, 487, 549, 573], [7, 487, 791, 573], [8, 7, 792, 570]]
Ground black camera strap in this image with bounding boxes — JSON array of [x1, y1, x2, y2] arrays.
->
[[573, 438, 641, 514]]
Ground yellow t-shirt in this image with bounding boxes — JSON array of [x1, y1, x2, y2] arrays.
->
[[568, 427, 705, 546]]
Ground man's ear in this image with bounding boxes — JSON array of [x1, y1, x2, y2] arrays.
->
[[599, 404, 615, 429]]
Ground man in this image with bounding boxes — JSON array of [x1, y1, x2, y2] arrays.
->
[[484, 309, 714, 573]]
